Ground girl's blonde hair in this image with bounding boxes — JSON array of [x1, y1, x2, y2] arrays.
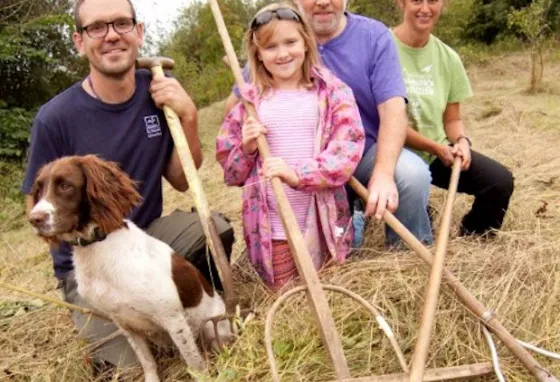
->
[[244, 2, 321, 94]]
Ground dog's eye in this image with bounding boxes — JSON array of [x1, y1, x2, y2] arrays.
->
[[34, 183, 44, 201], [58, 182, 73, 192]]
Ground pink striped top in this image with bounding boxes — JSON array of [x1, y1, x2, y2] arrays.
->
[[258, 88, 319, 240]]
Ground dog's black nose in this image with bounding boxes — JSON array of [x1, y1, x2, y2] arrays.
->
[[29, 211, 48, 228]]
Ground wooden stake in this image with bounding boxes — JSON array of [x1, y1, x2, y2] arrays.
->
[[409, 157, 462, 381], [206, 0, 350, 377], [330, 362, 493, 382], [349, 178, 557, 382]]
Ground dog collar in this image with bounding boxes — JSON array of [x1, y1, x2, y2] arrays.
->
[[69, 227, 107, 247]]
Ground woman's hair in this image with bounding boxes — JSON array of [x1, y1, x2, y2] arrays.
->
[[244, 2, 321, 94]]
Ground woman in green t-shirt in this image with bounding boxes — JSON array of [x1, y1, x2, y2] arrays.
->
[[392, 0, 514, 236]]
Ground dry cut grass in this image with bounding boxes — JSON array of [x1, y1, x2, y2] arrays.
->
[[1, 51, 559, 381]]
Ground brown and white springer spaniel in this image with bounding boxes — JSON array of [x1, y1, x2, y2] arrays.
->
[[27, 155, 231, 382]]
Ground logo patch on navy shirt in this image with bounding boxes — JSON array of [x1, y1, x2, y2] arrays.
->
[[144, 115, 162, 138]]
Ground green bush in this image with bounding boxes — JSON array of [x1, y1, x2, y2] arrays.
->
[[465, 0, 559, 44], [436, 0, 476, 47], [161, 0, 254, 108], [0, 160, 26, 232], [0, 104, 34, 160]]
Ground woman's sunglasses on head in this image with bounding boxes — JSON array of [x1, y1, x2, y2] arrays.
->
[[250, 8, 303, 30]]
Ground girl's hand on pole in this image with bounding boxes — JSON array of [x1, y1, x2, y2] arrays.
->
[[261, 157, 300, 188], [242, 116, 267, 154]]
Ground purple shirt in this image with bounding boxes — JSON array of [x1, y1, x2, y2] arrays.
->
[[318, 13, 406, 152]]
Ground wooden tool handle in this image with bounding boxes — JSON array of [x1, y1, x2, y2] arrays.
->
[[150, 65, 235, 314], [206, 0, 351, 377], [409, 157, 461, 381]]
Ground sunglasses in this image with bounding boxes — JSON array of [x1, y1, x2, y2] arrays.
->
[[250, 8, 303, 30]]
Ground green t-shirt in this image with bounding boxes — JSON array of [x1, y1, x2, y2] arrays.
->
[[393, 34, 473, 164]]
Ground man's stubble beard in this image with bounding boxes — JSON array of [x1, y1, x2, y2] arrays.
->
[[91, 54, 137, 80]]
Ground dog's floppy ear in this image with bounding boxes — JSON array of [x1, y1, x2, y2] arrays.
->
[[78, 155, 142, 233]]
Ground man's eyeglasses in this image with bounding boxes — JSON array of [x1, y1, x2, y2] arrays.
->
[[250, 8, 303, 30], [80, 17, 137, 39]]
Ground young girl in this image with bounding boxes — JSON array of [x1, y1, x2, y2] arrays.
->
[[393, 0, 514, 236], [216, 3, 365, 291]]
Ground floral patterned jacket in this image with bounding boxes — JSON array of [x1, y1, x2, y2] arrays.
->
[[216, 66, 365, 284]]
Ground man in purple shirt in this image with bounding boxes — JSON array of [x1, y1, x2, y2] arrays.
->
[[226, 0, 433, 246], [295, 0, 433, 246]]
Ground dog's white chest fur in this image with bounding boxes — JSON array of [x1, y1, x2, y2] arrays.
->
[[73, 222, 181, 331]]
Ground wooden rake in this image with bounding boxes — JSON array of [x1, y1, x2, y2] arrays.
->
[[349, 178, 558, 381]]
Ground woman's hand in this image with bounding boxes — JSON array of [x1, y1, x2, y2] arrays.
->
[[434, 143, 455, 167], [261, 157, 300, 188], [451, 140, 472, 170], [241, 117, 267, 155]]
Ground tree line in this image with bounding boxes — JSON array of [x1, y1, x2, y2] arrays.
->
[[1, 0, 559, 163]]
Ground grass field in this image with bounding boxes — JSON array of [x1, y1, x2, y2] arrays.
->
[[1, 50, 559, 381]]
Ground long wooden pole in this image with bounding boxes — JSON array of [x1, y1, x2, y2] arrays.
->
[[409, 158, 462, 381], [140, 62, 235, 315], [331, 362, 494, 382], [349, 177, 557, 382], [206, 1, 350, 377]]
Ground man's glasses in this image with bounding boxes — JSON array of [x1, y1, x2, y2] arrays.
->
[[80, 17, 137, 39], [250, 8, 303, 30]]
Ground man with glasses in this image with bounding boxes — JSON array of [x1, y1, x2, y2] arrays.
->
[[21, 0, 234, 373]]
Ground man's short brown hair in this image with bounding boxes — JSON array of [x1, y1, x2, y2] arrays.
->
[[74, 0, 137, 31]]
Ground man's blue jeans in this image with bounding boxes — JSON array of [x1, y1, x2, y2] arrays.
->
[[352, 144, 433, 246]]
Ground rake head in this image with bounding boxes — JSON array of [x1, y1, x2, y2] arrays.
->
[[200, 307, 256, 354]]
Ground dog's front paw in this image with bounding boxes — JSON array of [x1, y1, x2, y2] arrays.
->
[[189, 354, 207, 372], [188, 355, 209, 382], [144, 372, 160, 382]]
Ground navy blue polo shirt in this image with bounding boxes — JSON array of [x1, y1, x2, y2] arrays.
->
[[22, 70, 174, 279]]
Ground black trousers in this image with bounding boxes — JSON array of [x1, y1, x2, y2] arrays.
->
[[429, 150, 514, 235]]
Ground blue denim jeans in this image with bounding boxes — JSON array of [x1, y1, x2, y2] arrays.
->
[[352, 144, 433, 246]]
